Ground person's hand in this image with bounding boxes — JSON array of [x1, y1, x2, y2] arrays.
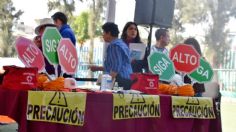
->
[[33, 36, 42, 48], [0, 67, 5, 74]]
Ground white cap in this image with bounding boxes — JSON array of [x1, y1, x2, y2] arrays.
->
[[34, 18, 56, 35]]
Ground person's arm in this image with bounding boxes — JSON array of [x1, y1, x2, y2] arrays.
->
[[33, 36, 42, 48], [110, 71, 118, 79]]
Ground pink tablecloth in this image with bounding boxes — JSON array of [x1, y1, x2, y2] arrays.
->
[[0, 88, 222, 132]]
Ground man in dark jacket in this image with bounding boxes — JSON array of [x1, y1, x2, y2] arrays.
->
[[51, 12, 76, 45]]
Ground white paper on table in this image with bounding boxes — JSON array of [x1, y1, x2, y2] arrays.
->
[[129, 43, 146, 60]]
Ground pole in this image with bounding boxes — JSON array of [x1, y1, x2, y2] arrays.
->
[[147, 25, 153, 56], [147, 0, 157, 56], [106, 0, 116, 22]]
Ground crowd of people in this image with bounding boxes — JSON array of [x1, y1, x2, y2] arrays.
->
[[33, 12, 205, 96]]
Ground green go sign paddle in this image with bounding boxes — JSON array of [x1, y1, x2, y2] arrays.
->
[[148, 52, 175, 81], [189, 57, 214, 83], [42, 27, 62, 65]]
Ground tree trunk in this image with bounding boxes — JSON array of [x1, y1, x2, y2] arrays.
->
[[88, 0, 96, 78]]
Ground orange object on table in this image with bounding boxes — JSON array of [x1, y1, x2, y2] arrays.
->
[[159, 83, 195, 96], [37, 74, 48, 89], [0, 115, 15, 124], [159, 83, 178, 95], [42, 77, 65, 91], [177, 84, 195, 96]]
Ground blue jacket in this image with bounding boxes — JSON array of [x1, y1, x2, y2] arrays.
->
[[104, 39, 133, 79], [60, 24, 76, 45]]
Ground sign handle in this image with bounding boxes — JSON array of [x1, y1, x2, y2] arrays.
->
[[54, 65, 58, 78], [60, 71, 64, 77], [42, 69, 52, 81], [179, 72, 185, 83]]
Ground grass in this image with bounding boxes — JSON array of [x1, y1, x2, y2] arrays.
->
[[221, 98, 236, 132]]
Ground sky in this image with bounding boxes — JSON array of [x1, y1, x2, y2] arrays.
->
[[13, 0, 49, 27], [12, 0, 87, 28], [12, 0, 136, 32]]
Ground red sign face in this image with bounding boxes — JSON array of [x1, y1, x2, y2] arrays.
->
[[57, 38, 78, 74], [15, 37, 45, 72], [169, 44, 200, 73]]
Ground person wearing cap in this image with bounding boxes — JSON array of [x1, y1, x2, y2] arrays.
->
[[34, 18, 56, 47], [51, 12, 76, 45], [33, 18, 61, 75]]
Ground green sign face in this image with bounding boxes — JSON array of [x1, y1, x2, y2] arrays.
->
[[42, 27, 62, 65], [148, 52, 175, 81], [189, 57, 213, 83]]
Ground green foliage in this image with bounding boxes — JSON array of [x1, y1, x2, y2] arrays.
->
[[173, 0, 236, 68], [47, 0, 106, 65], [47, 0, 77, 22], [47, 0, 105, 44], [71, 11, 103, 44], [71, 12, 89, 44], [0, 0, 23, 57], [204, 0, 236, 68], [175, 0, 208, 24]]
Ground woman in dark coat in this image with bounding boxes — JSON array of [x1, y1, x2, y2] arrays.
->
[[121, 22, 144, 73], [184, 38, 205, 97]]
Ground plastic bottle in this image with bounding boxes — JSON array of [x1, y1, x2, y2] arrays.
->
[[101, 74, 112, 90]]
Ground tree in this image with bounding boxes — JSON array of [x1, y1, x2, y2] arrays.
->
[[170, 0, 208, 47], [173, 0, 236, 68], [48, 0, 76, 20], [87, 0, 106, 64], [47, 0, 106, 64], [71, 11, 90, 44], [71, 11, 103, 45], [0, 0, 23, 57], [205, 0, 236, 68]]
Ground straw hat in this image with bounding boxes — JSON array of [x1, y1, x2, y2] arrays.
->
[[35, 18, 56, 35]]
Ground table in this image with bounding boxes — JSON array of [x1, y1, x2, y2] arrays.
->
[[0, 88, 222, 132]]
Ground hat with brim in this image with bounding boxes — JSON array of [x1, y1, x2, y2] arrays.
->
[[35, 18, 56, 35]]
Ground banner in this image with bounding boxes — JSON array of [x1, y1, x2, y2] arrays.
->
[[172, 96, 215, 119], [113, 94, 160, 120], [27, 91, 87, 126]]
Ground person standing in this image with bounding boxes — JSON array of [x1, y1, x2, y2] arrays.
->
[[51, 12, 76, 45], [151, 28, 170, 55], [90, 22, 133, 89], [121, 22, 142, 46], [33, 18, 61, 75], [33, 18, 60, 75], [183, 37, 205, 97], [148, 28, 171, 83], [121, 22, 144, 72]]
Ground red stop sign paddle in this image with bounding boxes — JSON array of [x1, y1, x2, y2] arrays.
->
[[15, 37, 45, 72], [57, 38, 78, 75], [169, 44, 200, 73]]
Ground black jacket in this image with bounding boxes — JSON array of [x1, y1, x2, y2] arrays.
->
[[184, 75, 205, 93]]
